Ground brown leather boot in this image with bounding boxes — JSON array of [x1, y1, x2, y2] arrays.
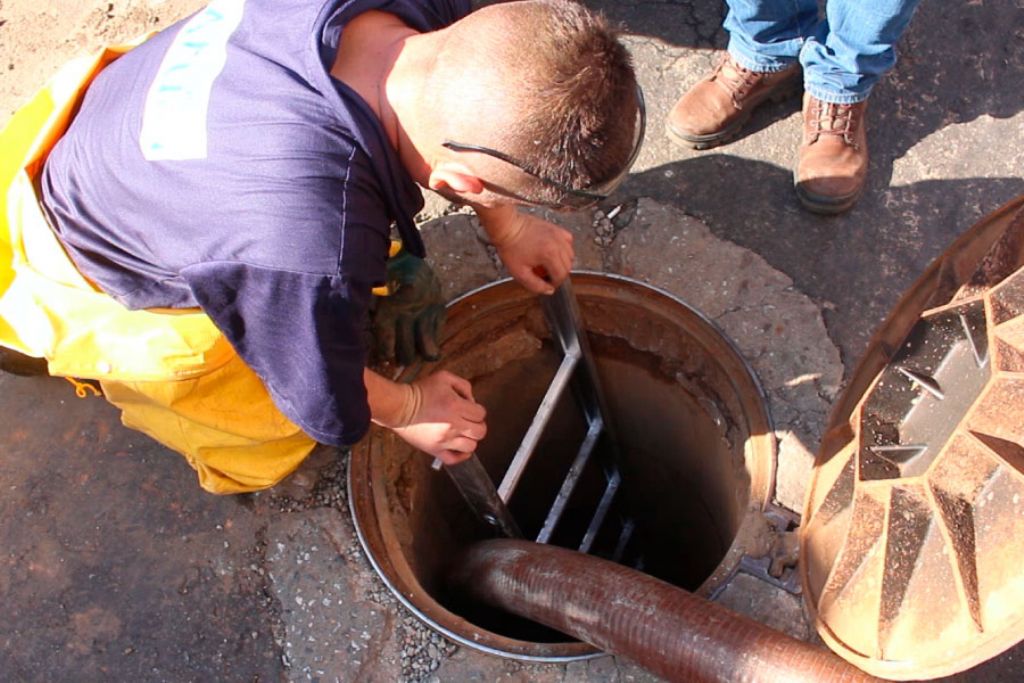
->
[[666, 54, 801, 150], [795, 94, 869, 215]]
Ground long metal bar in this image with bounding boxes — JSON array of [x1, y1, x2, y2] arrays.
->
[[496, 348, 580, 502], [442, 454, 522, 538], [541, 280, 624, 467], [535, 417, 604, 544], [579, 470, 621, 554], [611, 518, 636, 563], [542, 283, 599, 426]]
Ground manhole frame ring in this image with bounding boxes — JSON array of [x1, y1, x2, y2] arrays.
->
[[349, 271, 777, 661]]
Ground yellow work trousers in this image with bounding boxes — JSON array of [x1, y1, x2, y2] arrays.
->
[[0, 39, 317, 494]]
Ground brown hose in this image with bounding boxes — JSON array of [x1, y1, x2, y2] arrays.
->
[[450, 539, 878, 683]]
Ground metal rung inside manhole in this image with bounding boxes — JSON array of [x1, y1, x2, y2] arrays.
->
[[432, 280, 633, 563]]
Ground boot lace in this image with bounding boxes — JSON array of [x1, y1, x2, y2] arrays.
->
[[808, 99, 861, 148], [711, 55, 765, 110]]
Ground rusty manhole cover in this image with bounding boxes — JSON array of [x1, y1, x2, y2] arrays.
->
[[802, 196, 1024, 680]]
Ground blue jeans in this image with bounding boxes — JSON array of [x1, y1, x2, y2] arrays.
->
[[724, 0, 922, 104]]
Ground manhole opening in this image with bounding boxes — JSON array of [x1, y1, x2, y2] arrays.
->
[[353, 275, 774, 655]]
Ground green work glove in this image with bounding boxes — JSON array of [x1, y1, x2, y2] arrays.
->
[[369, 247, 446, 367]]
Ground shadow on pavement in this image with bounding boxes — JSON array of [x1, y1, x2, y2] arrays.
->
[[616, 155, 1024, 373]]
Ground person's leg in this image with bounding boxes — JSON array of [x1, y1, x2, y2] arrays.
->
[[795, 0, 922, 213], [725, 0, 819, 73], [102, 354, 318, 495], [666, 0, 817, 149], [801, 0, 921, 104]]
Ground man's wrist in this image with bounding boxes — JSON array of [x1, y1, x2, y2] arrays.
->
[[474, 204, 525, 248], [370, 382, 422, 429], [365, 369, 419, 429]]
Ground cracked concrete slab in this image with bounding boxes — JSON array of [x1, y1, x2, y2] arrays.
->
[[715, 573, 811, 643], [599, 199, 843, 513], [265, 508, 404, 682]]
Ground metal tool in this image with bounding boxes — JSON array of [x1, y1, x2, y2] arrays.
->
[[434, 278, 633, 558], [433, 454, 522, 538]]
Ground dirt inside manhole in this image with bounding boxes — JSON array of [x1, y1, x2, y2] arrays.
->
[[350, 273, 775, 659]]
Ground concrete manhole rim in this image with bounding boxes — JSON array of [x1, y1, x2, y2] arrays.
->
[[801, 194, 1024, 680], [349, 271, 777, 661]]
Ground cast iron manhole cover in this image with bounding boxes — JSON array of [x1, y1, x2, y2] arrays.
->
[[802, 197, 1024, 680]]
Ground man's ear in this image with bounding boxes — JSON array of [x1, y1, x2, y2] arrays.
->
[[428, 161, 486, 196]]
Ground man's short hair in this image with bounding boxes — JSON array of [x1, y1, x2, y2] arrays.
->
[[433, 0, 639, 205]]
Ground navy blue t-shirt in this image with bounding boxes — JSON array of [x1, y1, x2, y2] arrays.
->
[[41, 0, 471, 445]]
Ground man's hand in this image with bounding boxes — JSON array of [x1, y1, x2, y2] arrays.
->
[[393, 371, 487, 464], [366, 368, 486, 465], [476, 205, 574, 295]]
